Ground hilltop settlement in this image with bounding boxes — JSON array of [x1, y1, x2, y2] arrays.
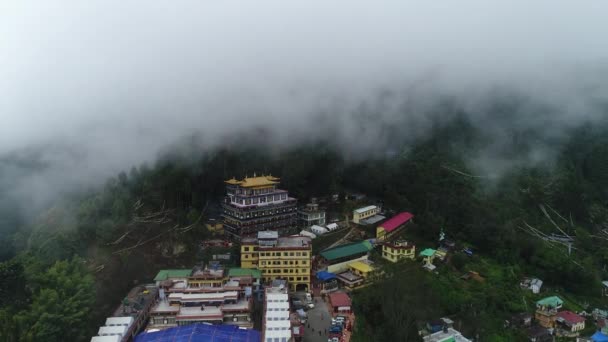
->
[[91, 175, 608, 342]]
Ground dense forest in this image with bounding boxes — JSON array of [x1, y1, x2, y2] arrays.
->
[[1, 111, 608, 341]]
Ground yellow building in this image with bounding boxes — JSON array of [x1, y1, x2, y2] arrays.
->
[[382, 240, 416, 263], [241, 231, 312, 292], [352, 205, 380, 224], [347, 260, 375, 278], [205, 221, 224, 234], [240, 243, 259, 269]]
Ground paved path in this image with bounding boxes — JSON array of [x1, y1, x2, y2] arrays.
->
[[303, 295, 332, 342]]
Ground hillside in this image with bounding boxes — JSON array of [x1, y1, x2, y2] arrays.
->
[[1, 114, 608, 340]]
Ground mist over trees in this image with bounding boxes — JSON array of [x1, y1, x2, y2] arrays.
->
[[0, 110, 607, 339]]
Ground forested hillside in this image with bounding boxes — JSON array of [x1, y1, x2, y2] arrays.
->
[[1, 113, 608, 341]]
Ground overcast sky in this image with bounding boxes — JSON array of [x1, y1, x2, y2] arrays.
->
[[1, 1, 608, 204]]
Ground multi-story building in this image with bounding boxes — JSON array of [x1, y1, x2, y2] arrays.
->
[[148, 264, 258, 331], [241, 231, 312, 292], [262, 281, 293, 342], [382, 240, 416, 263], [352, 205, 380, 224], [298, 203, 326, 228], [222, 175, 298, 241], [92, 285, 158, 342]]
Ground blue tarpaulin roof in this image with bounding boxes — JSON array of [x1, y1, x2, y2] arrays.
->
[[592, 332, 608, 342], [316, 271, 337, 281], [135, 324, 261, 342]]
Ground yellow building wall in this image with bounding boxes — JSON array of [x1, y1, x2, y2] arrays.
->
[[353, 207, 380, 224], [240, 245, 259, 269], [258, 249, 311, 292], [376, 227, 387, 241], [381, 245, 415, 263], [205, 223, 224, 234]]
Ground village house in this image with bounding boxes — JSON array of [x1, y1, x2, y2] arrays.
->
[[555, 310, 585, 334], [382, 240, 416, 263], [535, 296, 563, 328], [328, 291, 352, 314], [352, 205, 380, 224], [520, 277, 544, 294], [376, 212, 414, 241]]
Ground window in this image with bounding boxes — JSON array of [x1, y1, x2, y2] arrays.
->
[[302, 252, 308, 257], [244, 247, 249, 252], [289, 252, 294, 256]]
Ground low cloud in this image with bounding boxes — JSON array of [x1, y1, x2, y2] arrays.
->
[[0, 1, 607, 214]]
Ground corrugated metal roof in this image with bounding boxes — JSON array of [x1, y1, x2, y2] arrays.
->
[[135, 323, 260, 342], [153, 269, 192, 281], [354, 205, 378, 214], [320, 240, 372, 261], [348, 261, 374, 273], [379, 212, 414, 232], [536, 296, 563, 308], [329, 292, 351, 307], [228, 268, 261, 279]]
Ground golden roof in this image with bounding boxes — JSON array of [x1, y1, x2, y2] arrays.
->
[[224, 175, 280, 188]]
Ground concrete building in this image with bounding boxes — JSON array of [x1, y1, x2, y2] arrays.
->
[[520, 277, 544, 294], [376, 212, 414, 241], [148, 264, 256, 330], [222, 175, 297, 240], [556, 310, 586, 333], [298, 202, 326, 228], [262, 282, 292, 342], [352, 205, 380, 224], [240, 231, 312, 292], [91, 285, 158, 342], [535, 296, 563, 328], [382, 240, 416, 263]]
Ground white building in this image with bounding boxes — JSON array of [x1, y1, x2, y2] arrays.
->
[[352, 205, 380, 224], [423, 328, 471, 342], [263, 284, 292, 342], [520, 277, 543, 294]]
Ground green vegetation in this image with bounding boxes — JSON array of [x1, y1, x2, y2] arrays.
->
[[1, 113, 608, 340]]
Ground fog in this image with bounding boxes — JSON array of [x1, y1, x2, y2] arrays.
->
[[1, 1, 608, 210]]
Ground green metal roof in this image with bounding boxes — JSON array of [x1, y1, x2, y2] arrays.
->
[[320, 240, 372, 261], [153, 269, 192, 281], [228, 268, 262, 279], [536, 296, 563, 308], [419, 248, 437, 257]]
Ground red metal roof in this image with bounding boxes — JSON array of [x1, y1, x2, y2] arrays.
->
[[379, 212, 414, 232], [556, 310, 585, 324], [329, 292, 352, 307]]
